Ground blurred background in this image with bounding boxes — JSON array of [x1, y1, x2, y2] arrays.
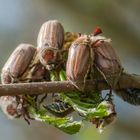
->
[[0, 0, 140, 140]]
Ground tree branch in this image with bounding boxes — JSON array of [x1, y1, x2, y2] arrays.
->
[[0, 72, 140, 96]]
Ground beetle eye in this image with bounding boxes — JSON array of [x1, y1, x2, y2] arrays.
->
[[44, 42, 49, 47]]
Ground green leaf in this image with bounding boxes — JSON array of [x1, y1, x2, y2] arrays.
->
[[60, 93, 111, 120], [50, 71, 59, 81], [59, 70, 67, 81], [28, 106, 82, 134], [58, 121, 82, 135]]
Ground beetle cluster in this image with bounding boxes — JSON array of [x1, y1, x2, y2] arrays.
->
[[0, 20, 121, 129], [0, 20, 65, 123], [66, 30, 123, 91]]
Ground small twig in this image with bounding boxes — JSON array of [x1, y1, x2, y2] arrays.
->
[[0, 80, 107, 96], [0, 72, 140, 96]]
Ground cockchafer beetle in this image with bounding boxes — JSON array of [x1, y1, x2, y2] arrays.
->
[[0, 96, 22, 119], [0, 96, 32, 124], [66, 27, 123, 92], [1, 43, 50, 83], [90, 27, 123, 92], [37, 20, 64, 71], [1, 44, 36, 84], [66, 35, 94, 91], [0, 43, 50, 122], [90, 32, 123, 89]]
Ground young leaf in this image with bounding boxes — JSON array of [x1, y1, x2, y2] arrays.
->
[[28, 106, 82, 134]]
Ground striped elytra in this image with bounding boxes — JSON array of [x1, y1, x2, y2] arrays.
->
[[66, 35, 92, 90], [91, 36, 123, 88], [1, 44, 36, 84], [0, 44, 36, 120], [37, 20, 64, 50], [37, 20, 64, 70], [0, 43, 50, 121]]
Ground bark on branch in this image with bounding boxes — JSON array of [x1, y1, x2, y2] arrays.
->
[[0, 72, 140, 96]]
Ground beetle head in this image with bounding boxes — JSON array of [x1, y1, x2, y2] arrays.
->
[[38, 47, 61, 71], [0, 96, 24, 119]]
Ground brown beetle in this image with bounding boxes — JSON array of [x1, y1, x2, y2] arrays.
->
[[0, 43, 50, 122], [66, 35, 93, 91], [0, 44, 36, 121], [37, 20, 64, 71], [91, 35, 123, 89], [1, 44, 36, 84], [1, 43, 50, 83]]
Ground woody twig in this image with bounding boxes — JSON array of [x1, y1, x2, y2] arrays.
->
[[0, 72, 140, 96]]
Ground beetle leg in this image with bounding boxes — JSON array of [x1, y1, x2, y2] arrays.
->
[[102, 92, 113, 101], [94, 64, 113, 95], [22, 108, 35, 125], [21, 98, 35, 124], [23, 116, 30, 125], [23, 105, 35, 120], [39, 94, 48, 104], [109, 87, 113, 96]]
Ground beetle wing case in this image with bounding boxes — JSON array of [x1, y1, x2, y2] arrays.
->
[[0, 44, 38, 120], [37, 20, 64, 51], [66, 35, 91, 91], [1, 44, 36, 84], [92, 36, 123, 88], [37, 20, 64, 70]]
